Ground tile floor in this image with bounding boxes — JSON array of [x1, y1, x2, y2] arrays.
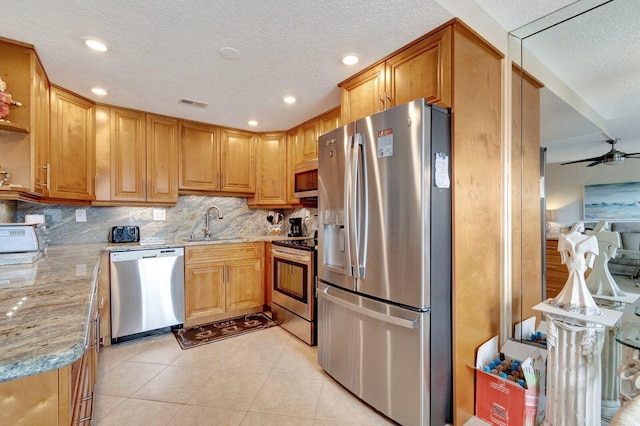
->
[[95, 326, 395, 425]]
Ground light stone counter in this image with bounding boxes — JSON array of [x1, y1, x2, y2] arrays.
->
[[0, 244, 103, 383], [0, 236, 309, 383]]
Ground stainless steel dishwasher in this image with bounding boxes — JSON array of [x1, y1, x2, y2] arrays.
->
[[110, 247, 185, 342]]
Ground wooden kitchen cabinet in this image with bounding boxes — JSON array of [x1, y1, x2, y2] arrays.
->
[[340, 26, 451, 124], [146, 114, 179, 203], [179, 123, 256, 195], [220, 127, 256, 194], [545, 239, 567, 298], [48, 86, 96, 200], [0, 37, 50, 198], [265, 242, 273, 308], [179, 120, 220, 191], [299, 119, 319, 164], [320, 107, 341, 135], [109, 107, 147, 202], [247, 132, 289, 208], [95, 107, 178, 205], [184, 243, 264, 327]]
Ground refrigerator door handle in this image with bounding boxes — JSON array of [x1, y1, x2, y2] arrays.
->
[[345, 135, 358, 277], [345, 133, 362, 278], [354, 132, 368, 278], [319, 286, 417, 329]]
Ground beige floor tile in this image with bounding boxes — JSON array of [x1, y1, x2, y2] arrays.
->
[[171, 338, 240, 368], [128, 335, 184, 365], [132, 364, 216, 403], [94, 394, 126, 421], [188, 369, 269, 410], [242, 326, 291, 349], [95, 361, 166, 397], [315, 379, 388, 425], [168, 405, 247, 426], [220, 343, 284, 374], [99, 338, 156, 363], [249, 374, 323, 418], [271, 346, 325, 380], [97, 358, 121, 378], [313, 421, 387, 426], [95, 398, 182, 426], [242, 411, 314, 425]]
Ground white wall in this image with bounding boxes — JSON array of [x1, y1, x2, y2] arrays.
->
[[545, 160, 640, 225]]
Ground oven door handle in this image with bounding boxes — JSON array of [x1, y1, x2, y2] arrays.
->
[[272, 250, 312, 263]]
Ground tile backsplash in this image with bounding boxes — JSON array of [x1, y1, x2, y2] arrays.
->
[[15, 196, 316, 245], [0, 200, 17, 223]]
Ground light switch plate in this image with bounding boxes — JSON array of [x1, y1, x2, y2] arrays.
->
[[75, 209, 87, 222], [153, 209, 166, 221]]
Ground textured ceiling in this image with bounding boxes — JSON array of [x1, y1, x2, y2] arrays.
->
[[0, 0, 453, 131]]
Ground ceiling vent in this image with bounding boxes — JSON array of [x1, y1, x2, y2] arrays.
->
[[178, 98, 209, 109]]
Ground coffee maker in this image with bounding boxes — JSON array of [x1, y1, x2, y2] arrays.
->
[[288, 217, 305, 237]]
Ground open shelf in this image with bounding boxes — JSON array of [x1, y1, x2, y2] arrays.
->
[[0, 120, 29, 133]]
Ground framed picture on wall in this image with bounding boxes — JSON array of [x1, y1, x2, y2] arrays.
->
[[584, 181, 640, 220]]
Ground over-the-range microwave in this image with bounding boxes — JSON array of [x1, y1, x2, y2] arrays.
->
[[294, 160, 318, 198]]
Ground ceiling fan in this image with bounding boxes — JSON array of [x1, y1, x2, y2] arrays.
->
[[560, 138, 640, 167]]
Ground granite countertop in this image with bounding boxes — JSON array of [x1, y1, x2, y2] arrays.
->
[[0, 236, 309, 383], [0, 244, 103, 383]]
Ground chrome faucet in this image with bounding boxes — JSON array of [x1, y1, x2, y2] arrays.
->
[[203, 206, 224, 238]]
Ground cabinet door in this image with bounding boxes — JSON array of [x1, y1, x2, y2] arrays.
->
[[220, 128, 256, 193], [299, 119, 319, 163], [179, 121, 220, 191], [340, 63, 385, 123], [225, 257, 263, 312], [320, 107, 340, 135], [249, 132, 288, 207], [385, 26, 452, 109], [32, 58, 50, 196], [265, 243, 273, 307], [110, 108, 146, 201], [146, 115, 178, 203], [185, 262, 226, 322], [286, 128, 300, 205], [49, 87, 96, 200]]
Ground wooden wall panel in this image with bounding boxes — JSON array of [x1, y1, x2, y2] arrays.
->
[[451, 22, 504, 425]]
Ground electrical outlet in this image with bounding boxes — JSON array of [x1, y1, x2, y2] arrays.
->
[[75, 209, 87, 222], [153, 209, 166, 221]]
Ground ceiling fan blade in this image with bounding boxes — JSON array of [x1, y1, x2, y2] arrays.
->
[[622, 152, 640, 157], [560, 156, 602, 165], [586, 160, 603, 167]]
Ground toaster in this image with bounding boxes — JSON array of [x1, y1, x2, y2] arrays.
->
[[0, 223, 48, 253], [109, 226, 140, 243]]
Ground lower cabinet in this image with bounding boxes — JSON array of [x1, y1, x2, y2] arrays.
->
[[0, 289, 99, 425], [185, 243, 264, 327]]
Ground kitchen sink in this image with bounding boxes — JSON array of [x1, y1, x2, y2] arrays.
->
[[183, 236, 239, 242]]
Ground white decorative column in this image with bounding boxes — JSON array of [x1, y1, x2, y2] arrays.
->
[[585, 221, 640, 419], [534, 223, 623, 426]]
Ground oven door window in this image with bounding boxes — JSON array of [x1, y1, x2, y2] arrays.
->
[[274, 258, 308, 302]]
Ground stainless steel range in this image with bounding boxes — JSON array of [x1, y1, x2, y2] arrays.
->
[[271, 238, 317, 345]]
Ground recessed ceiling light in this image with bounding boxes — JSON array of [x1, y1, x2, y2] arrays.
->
[[341, 53, 360, 65], [85, 39, 108, 52], [219, 47, 241, 59], [248, 120, 258, 126], [283, 96, 297, 104], [91, 87, 108, 96]]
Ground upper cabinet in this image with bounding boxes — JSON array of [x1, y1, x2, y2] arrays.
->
[[248, 132, 288, 208], [340, 26, 451, 124], [48, 86, 95, 200], [0, 38, 50, 196], [219, 128, 256, 194], [179, 122, 256, 195], [95, 106, 178, 205]]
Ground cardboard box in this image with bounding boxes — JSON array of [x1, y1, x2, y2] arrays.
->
[[475, 336, 546, 426]]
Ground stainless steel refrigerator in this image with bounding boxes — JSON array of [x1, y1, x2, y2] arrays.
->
[[317, 99, 452, 426]]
